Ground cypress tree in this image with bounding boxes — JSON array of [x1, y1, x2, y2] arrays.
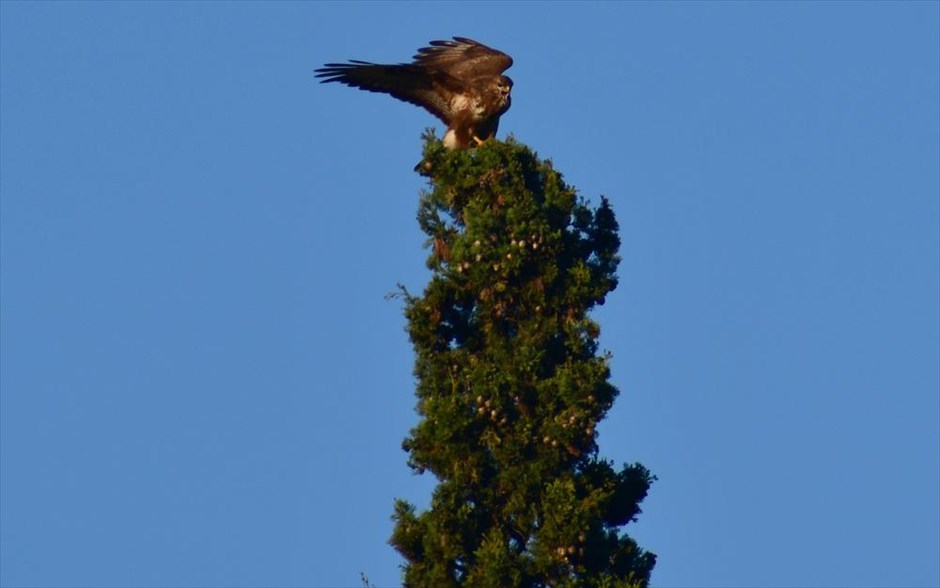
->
[[390, 133, 655, 587]]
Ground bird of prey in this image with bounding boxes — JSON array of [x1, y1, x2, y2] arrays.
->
[[315, 37, 513, 150]]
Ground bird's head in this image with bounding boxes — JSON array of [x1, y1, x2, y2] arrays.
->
[[494, 75, 513, 111], [496, 75, 513, 93]]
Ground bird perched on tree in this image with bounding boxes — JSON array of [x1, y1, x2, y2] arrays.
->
[[315, 37, 513, 150]]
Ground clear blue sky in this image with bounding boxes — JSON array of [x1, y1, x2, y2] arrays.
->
[[1, 2, 937, 587]]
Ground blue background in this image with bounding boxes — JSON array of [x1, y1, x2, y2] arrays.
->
[[2, 2, 938, 587]]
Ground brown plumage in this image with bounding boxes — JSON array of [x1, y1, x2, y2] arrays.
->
[[315, 37, 513, 149]]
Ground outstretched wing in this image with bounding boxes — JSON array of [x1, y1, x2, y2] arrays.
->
[[315, 61, 458, 124], [412, 37, 513, 81]]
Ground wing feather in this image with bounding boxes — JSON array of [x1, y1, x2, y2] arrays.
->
[[412, 37, 513, 80], [315, 62, 459, 124]]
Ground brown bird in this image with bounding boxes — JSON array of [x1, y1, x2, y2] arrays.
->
[[315, 37, 513, 149]]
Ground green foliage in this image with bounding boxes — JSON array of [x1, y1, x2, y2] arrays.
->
[[391, 132, 656, 587]]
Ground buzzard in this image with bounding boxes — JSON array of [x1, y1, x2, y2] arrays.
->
[[315, 37, 513, 149]]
